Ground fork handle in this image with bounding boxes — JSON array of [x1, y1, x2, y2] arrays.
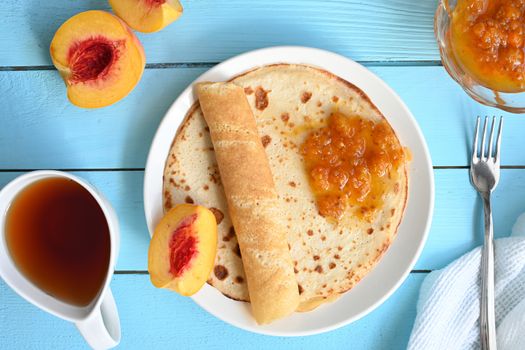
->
[[481, 193, 497, 350]]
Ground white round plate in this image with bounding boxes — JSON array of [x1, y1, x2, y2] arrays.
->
[[144, 46, 434, 336]]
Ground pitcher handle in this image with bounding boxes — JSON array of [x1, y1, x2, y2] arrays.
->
[[76, 288, 121, 349]]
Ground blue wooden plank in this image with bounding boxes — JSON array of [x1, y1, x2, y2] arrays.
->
[[420, 168, 525, 269], [0, 0, 439, 67], [0, 169, 523, 271], [0, 273, 424, 349], [0, 68, 206, 170], [1, 67, 524, 169]]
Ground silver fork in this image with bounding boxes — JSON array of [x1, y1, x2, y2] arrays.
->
[[470, 116, 503, 350]]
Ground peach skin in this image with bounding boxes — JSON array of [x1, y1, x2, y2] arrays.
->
[[148, 204, 218, 296], [50, 10, 146, 108], [109, 0, 183, 33]]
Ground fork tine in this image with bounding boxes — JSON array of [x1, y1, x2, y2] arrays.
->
[[472, 116, 480, 161], [481, 116, 488, 160], [487, 116, 496, 159], [495, 117, 504, 164]]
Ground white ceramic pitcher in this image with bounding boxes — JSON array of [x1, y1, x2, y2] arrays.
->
[[0, 171, 121, 349]]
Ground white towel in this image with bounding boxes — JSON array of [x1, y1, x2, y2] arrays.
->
[[408, 213, 525, 350]]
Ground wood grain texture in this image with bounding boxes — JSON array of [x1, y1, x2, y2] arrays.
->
[[0, 273, 424, 349], [0, 68, 205, 170], [422, 169, 525, 269], [0, 0, 439, 67], [1, 168, 524, 272], [1, 66, 524, 170]]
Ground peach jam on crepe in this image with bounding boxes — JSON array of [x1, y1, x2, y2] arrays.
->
[[451, 0, 525, 92], [301, 112, 406, 222]]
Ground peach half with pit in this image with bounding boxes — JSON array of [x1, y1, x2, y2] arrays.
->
[[109, 0, 183, 33], [148, 204, 218, 296], [50, 10, 146, 108]]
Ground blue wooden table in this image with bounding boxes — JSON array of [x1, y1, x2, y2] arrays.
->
[[2, 0, 525, 348]]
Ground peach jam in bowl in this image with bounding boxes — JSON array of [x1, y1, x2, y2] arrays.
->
[[436, 0, 525, 112]]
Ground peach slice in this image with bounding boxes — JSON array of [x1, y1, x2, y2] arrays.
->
[[148, 204, 217, 296], [50, 10, 146, 108], [109, 0, 183, 33]]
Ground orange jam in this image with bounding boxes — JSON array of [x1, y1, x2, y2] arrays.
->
[[451, 0, 525, 92], [300, 112, 405, 222]]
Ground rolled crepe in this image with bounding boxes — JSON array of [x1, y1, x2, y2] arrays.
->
[[196, 82, 299, 324]]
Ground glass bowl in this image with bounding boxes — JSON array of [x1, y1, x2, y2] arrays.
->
[[435, 0, 525, 113]]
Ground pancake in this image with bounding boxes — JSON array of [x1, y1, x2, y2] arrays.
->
[[196, 82, 299, 324], [163, 64, 408, 307]]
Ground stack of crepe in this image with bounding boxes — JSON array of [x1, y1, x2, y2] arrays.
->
[[163, 64, 408, 323]]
